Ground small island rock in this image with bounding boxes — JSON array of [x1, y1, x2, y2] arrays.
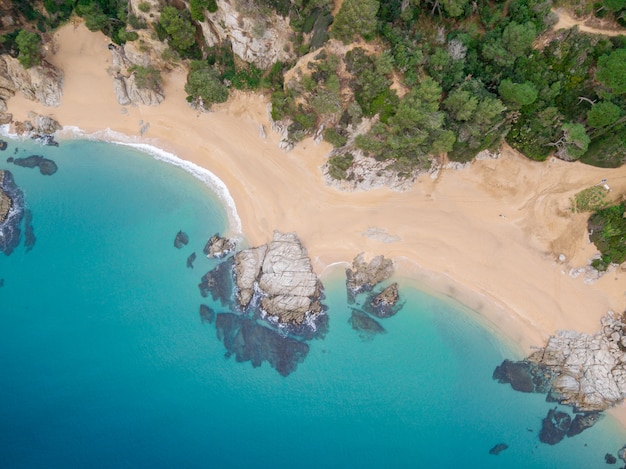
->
[[346, 253, 394, 301], [204, 233, 236, 259], [367, 283, 401, 318]]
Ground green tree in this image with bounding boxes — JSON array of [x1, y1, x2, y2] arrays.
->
[[443, 88, 478, 122], [604, 0, 626, 12], [15, 30, 42, 68], [596, 48, 626, 96], [76, 4, 109, 31], [498, 79, 538, 108], [185, 61, 229, 108], [587, 101, 622, 128], [440, 0, 468, 18], [501, 21, 536, 58], [331, 0, 379, 43], [129, 65, 162, 91], [160, 6, 196, 53], [554, 123, 590, 160]]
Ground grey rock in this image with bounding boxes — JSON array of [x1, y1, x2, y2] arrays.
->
[[204, 234, 236, 259], [368, 283, 401, 318], [0, 112, 12, 125], [112, 76, 132, 106], [346, 253, 394, 300], [0, 56, 63, 107]]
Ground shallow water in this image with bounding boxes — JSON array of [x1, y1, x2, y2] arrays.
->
[[0, 138, 624, 468]]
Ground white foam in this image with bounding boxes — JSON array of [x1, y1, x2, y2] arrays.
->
[[56, 126, 243, 236]]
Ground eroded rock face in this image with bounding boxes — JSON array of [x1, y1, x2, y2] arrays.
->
[[0, 56, 63, 107], [215, 312, 309, 377], [199, 0, 295, 69], [0, 170, 24, 255], [204, 233, 236, 259], [233, 231, 325, 331], [346, 253, 394, 301]]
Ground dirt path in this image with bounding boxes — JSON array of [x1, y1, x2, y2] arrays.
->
[[553, 8, 626, 36]]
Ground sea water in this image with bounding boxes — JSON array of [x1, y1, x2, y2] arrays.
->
[[0, 137, 624, 468]]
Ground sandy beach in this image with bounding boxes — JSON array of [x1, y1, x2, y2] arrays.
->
[[6, 23, 626, 421]]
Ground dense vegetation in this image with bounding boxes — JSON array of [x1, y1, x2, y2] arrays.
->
[[588, 202, 626, 270]]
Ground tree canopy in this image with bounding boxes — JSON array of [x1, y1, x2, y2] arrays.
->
[[15, 30, 41, 68]]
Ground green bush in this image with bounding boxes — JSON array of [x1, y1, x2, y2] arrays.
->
[[588, 203, 626, 267], [327, 153, 354, 179], [15, 30, 41, 68], [324, 128, 348, 147]]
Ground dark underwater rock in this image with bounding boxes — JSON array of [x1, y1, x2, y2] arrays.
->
[[349, 308, 385, 340], [12, 155, 58, 175], [187, 252, 196, 269], [0, 140, 7, 150], [567, 412, 601, 438], [204, 233, 236, 258], [492, 359, 553, 394], [32, 134, 59, 147], [539, 409, 572, 445], [605, 453, 617, 464], [0, 278, 4, 287], [174, 230, 189, 249], [215, 313, 309, 377], [0, 170, 24, 255], [23, 209, 35, 252], [199, 257, 234, 307], [489, 443, 508, 455], [199, 304, 215, 324]]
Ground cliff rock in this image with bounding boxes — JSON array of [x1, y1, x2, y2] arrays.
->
[[198, 0, 295, 69], [233, 231, 324, 328], [0, 55, 63, 107]]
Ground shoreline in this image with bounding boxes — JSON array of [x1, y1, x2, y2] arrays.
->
[[5, 22, 626, 426]]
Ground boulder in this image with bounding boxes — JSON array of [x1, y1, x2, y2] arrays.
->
[[204, 233, 236, 259], [346, 253, 394, 301], [539, 409, 571, 445]]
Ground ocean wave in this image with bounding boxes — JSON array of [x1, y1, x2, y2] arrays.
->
[[57, 126, 243, 237]]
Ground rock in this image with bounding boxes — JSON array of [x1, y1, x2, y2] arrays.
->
[[234, 244, 267, 309], [367, 283, 401, 318], [33, 114, 61, 134], [11, 155, 58, 175], [0, 170, 25, 255], [199, 304, 215, 324], [346, 253, 394, 301], [204, 233, 236, 259], [187, 252, 197, 269], [566, 412, 601, 437], [539, 408, 572, 445], [198, 0, 295, 70], [198, 258, 234, 307], [23, 209, 35, 252], [0, 56, 63, 107], [174, 230, 189, 249], [0, 278, 4, 287], [492, 359, 553, 393], [215, 312, 309, 377], [0, 112, 12, 125], [112, 76, 132, 106], [488, 443, 508, 455], [605, 453, 617, 464], [349, 308, 385, 340]]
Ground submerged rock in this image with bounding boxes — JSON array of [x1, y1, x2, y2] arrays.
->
[[187, 252, 197, 269], [618, 445, 626, 463], [23, 209, 35, 252], [492, 359, 553, 394], [605, 453, 617, 464], [11, 155, 58, 175], [488, 443, 508, 455], [0, 140, 7, 150], [199, 304, 215, 324], [539, 409, 571, 445], [215, 313, 309, 377], [346, 253, 394, 302], [367, 283, 401, 318], [567, 412, 602, 438], [174, 230, 189, 249], [198, 257, 234, 307], [204, 233, 236, 259], [349, 308, 385, 340]]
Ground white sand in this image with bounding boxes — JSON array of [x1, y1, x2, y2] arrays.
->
[[7, 22, 626, 424]]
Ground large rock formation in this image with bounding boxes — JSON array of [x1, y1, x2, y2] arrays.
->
[[494, 310, 626, 413], [198, 0, 295, 69], [233, 231, 325, 330], [0, 169, 24, 255], [0, 55, 63, 107]]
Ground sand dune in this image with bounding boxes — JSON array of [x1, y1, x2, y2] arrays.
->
[[7, 22, 626, 421]]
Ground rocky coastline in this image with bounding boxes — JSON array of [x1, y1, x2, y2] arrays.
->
[[0, 169, 24, 255]]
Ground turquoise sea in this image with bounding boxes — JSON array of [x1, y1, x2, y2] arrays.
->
[[0, 137, 625, 468]]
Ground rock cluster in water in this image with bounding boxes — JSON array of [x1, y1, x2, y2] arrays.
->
[[233, 231, 325, 332], [0, 169, 24, 255], [8, 155, 58, 175], [204, 234, 236, 259], [346, 253, 394, 301], [366, 282, 401, 318], [198, 231, 326, 376]]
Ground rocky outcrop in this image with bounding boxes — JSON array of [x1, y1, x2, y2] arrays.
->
[[233, 231, 325, 331], [539, 409, 571, 445], [108, 44, 164, 106], [0, 170, 24, 255], [204, 233, 236, 259], [198, 0, 295, 69], [346, 253, 394, 301], [0, 55, 63, 107], [367, 282, 401, 318], [174, 230, 189, 248]]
